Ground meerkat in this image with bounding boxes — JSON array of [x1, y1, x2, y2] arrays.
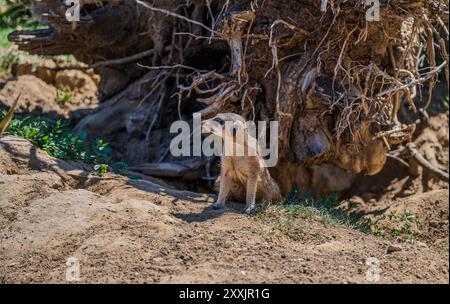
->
[[202, 113, 281, 214], [126, 109, 147, 138]]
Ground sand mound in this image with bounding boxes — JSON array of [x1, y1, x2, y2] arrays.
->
[[0, 135, 448, 283]]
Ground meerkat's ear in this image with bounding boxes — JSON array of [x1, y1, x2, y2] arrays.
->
[[213, 116, 225, 124], [228, 120, 246, 139], [202, 118, 223, 136], [233, 120, 246, 130]]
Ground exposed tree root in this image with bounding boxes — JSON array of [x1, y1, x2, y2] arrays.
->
[[406, 143, 449, 183], [8, 0, 449, 194]]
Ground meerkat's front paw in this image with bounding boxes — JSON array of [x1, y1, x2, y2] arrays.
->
[[243, 205, 255, 214], [212, 202, 225, 210]]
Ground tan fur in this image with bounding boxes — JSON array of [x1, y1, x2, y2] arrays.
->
[[203, 113, 281, 214]]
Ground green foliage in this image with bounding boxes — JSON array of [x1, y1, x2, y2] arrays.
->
[[371, 223, 387, 238], [0, 47, 19, 76], [389, 211, 421, 237], [56, 86, 73, 105], [1, 112, 112, 164], [387, 211, 421, 237], [0, 112, 142, 179], [0, 0, 45, 76], [374, 211, 422, 239], [0, 110, 143, 179], [253, 189, 372, 240], [0, 0, 35, 29], [443, 95, 449, 109], [0, 26, 12, 48], [93, 164, 109, 177], [0, 276, 6, 284], [0, 0, 39, 48], [113, 161, 128, 170]]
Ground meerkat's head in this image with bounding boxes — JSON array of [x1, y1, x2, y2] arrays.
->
[[202, 113, 263, 158], [126, 110, 147, 138], [202, 113, 247, 138]]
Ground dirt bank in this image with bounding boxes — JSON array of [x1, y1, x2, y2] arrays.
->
[[0, 136, 448, 283]]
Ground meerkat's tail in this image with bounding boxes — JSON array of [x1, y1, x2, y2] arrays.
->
[[214, 175, 221, 192], [265, 177, 282, 202]]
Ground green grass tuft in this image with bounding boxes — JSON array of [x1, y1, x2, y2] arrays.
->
[[253, 189, 372, 240], [372, 210, 422, 239]]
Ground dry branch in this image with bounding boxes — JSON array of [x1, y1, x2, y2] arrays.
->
[[0, 95, 21, 134], [406, 143, 449, 182]]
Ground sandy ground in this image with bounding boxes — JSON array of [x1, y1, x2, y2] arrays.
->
[[0, 136, 448, 284], [0, 25, 448, 284]]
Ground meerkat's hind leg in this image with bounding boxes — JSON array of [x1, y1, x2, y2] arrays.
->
[[243, 177, 258, 214], [213, 174, 231, 210]]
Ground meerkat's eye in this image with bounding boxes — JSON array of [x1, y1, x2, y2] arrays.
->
[[213, 117, 225, 124]]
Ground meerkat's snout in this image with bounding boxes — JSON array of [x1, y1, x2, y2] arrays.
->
[[202, 114, 246, 139], [201, 118, 224, 137]]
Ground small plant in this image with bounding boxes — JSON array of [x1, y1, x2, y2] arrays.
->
[[56, 86, 73, 105], [443, 95, 449, 110], [0, 276, 6, 284], [93, 163, 109, 177], [0, 48, 19, 77], [388, 211, 422, 238], [371, 211, 422, 239], [371, 222, 387, 239]]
